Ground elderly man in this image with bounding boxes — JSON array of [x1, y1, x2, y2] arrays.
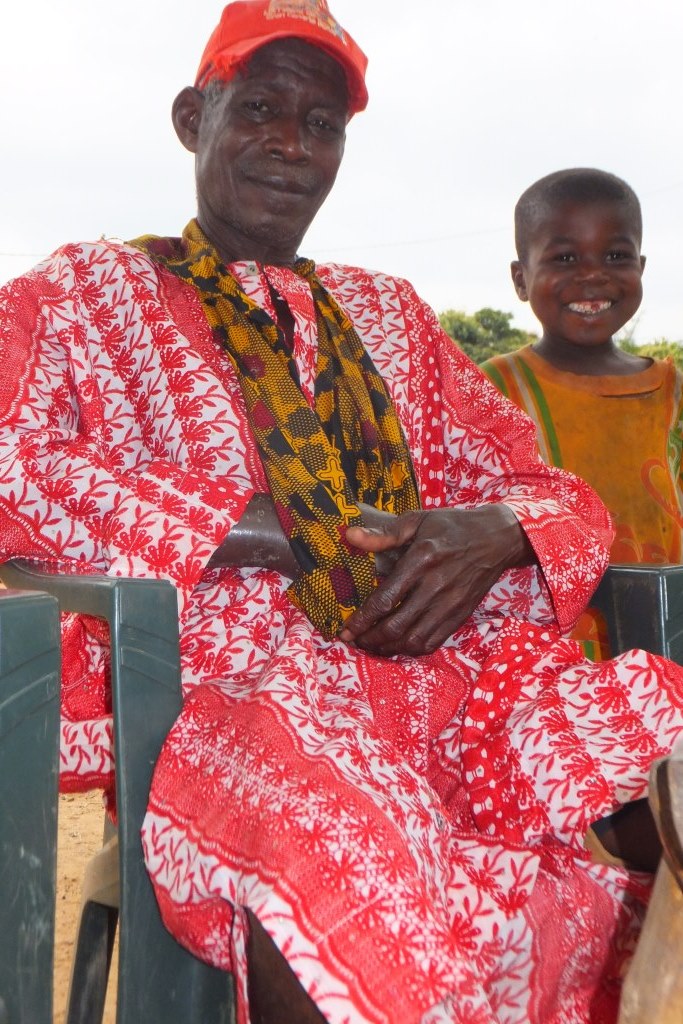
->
[[0, 2, 681, 1022]]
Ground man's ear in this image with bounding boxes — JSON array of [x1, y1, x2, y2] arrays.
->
[[510, 260, 529, 301], [172, 86, 205, 154], [640, 254, 647, 274]]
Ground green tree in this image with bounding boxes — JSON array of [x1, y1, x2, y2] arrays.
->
[[620, 337, 683, 370], [438, 308, 537, 364]]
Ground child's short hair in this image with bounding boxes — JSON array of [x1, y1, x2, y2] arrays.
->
[[514, 168, 642, 261]]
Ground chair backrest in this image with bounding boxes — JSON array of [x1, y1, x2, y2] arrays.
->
[[0, 589, 61, 1024], [592, 564, 683, 662]]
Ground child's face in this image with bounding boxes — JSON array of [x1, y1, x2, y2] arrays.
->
[[511, 199, 645, 350]]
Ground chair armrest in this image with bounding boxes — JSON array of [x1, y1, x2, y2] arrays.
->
[[591, 563, 683, 663]]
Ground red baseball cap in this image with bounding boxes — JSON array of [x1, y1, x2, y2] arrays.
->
[[195, 0, 368, 116]]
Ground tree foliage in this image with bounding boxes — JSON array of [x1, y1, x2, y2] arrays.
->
[[438, 308, 537, 365], [439, 306, 683, 369], [620, 338, 683, 370]]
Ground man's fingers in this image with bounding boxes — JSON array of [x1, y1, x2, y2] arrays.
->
[[346, 525, 396, 552], [340, 567, 413, 639], [348, 510, 424, 553], [348, 583, 467, 657]]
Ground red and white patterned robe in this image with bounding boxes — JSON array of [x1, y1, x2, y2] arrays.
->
[[1, 239, 682, 1024]]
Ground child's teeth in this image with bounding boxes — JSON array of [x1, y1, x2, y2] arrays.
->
[[568, 301, 611, 314]]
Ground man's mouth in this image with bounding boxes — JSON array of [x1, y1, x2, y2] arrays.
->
[[566, 300, 614, 316], [247, 174, 313, 197]]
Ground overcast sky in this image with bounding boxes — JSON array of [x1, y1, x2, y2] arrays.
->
[[3, 1, 682, 344]]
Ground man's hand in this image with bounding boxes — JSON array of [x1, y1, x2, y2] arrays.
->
[[340, 505, 535, 657]]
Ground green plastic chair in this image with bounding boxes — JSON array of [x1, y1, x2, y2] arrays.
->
[[0, 560, 234, 1024], [592, 563, 683, 661], [0, 587, 60, 1024]]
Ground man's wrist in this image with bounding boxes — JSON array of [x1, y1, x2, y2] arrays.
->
[[495, 504, 535, 568]]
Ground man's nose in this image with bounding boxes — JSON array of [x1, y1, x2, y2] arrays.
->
[[267, 116, 309, 161]]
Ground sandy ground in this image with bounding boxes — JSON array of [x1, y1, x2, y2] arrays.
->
[[55, 791, 117, 1024]]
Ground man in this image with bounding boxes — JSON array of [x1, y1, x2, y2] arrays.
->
[[0, 3, 680, 1022]]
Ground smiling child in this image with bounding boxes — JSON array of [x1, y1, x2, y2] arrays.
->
[[482, 168, 683, 657]]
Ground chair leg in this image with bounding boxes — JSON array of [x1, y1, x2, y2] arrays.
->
[[65, 901, 118, 1024], [65, 834, 120, 1024]]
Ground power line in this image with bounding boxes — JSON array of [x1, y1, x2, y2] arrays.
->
[[0, 250, 47, 259], [312, 224, 510, 255]]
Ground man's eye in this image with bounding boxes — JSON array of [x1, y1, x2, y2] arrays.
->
[[244, 100, 270, 115], [308, 115, 341, 135]]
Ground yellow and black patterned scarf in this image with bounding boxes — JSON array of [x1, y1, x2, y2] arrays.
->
[[130, 220, 419, 639]]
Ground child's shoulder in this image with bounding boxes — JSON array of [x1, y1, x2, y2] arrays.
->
[[480, 344, 534, 372]]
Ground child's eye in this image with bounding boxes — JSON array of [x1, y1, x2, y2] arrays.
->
[[552, 252, 575, 264], [606, 250, 634, 262]]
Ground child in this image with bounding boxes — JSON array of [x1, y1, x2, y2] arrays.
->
[[482, 167, 683, 658]]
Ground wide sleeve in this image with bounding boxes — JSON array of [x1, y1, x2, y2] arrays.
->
[[426, 310, 613, 632], [0, 242, 257, 621]]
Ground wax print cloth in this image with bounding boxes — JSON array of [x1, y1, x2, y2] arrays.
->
[[483, 345, 683, 659], [1, 241, 682, 1023]]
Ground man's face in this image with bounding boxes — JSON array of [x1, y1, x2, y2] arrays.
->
[[511, 199, 645, 351], [192, 38, 348, 265]]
